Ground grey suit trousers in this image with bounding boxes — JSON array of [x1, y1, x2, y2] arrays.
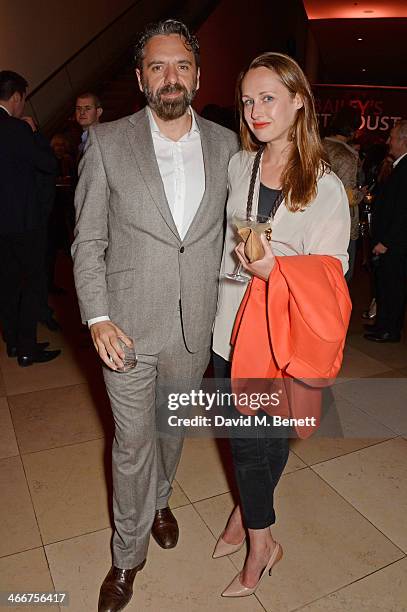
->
[[103, 307, 210, 568]]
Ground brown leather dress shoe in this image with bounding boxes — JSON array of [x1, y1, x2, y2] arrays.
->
[[151, 507, 179, 549], [98, 560, 146, 612]]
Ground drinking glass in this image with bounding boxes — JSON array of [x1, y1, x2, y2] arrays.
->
[[224, 211, 272, 282], [115, 338, 137, 373]]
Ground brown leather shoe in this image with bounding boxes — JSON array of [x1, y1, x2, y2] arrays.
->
[[151, 507, 179, 549], [98, 560, 146, 611]]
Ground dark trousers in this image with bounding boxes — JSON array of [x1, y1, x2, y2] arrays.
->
[[37, 225, 54, 321], [345, 239, 357, 284], [212, 352, 289, 529], [375, 251, 407, 336], [0, 230, 44, 354]]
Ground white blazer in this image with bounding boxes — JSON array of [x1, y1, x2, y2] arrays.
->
[[212, 150, 350, 361]]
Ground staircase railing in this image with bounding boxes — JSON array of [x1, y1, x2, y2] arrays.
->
[[26, 0, 181, 133]]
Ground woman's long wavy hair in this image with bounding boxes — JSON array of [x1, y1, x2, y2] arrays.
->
[[237, 52, 328, 212]]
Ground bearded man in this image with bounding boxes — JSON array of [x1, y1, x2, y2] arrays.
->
[[71, 19, 238, 612]]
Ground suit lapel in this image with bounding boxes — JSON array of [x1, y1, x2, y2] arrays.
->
[[183, 115, 218, 241], [126, 109, 180, 240], [393, 154, 407, 176]]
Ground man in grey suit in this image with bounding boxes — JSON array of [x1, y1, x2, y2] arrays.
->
[[72, 19, 238, 612]]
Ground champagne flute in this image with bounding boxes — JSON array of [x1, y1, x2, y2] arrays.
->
[[224, 212, 252, 282]]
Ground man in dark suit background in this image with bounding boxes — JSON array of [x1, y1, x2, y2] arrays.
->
[[365, 120, 407, 342], [0, 70, 61, 365]]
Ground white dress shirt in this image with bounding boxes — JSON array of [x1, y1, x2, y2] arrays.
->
[[88, 106, 205, 327], [393, 152, 407, 168], [0, 104, 11, 115], [147, 106, 205, 239]]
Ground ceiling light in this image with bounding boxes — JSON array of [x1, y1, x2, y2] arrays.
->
[[362, 68, 367, 72], [357, 37, 363, 41]]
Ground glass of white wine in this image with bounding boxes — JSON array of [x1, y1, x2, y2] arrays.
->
[[225, 211, 272, 282]]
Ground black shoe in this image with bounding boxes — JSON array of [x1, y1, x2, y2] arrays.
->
[[17, 349, 61, 367], [364, 331, 401, 343], [7, 342, 49, 358], [40, 316, 61, 331]]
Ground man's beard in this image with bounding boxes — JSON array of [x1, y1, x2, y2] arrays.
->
[[143, 81, 197, 121]]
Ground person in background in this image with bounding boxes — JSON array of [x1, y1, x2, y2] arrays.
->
[[0, 70, 61, 366], [323, 107, 365, 283], [364, 120, 407, 343], [75, 91, 103, 159], [50, 133, 76, 255], [360, 144, 391, 322], [36, 138, 62, 331], [51, 133, 76, 180]]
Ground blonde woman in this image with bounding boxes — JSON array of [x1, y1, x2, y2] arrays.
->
[[212, 53, 351, 597]]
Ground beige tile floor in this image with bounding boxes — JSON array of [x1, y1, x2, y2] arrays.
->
[[1, 266, 407, 612]]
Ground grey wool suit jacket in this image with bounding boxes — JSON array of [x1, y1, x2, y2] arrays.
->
[[72, 107, 239, 354]]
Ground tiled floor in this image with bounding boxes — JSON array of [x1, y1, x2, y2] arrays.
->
[[1, 260, 407, 612]]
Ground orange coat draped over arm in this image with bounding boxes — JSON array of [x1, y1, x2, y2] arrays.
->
[[230, 255, 352, 438]]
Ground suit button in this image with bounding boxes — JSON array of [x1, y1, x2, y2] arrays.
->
[[180, 247, 185, 253]]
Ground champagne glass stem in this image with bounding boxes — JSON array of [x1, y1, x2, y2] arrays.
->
[[225, 261, 250, 283], [233, 263, 243, 276]]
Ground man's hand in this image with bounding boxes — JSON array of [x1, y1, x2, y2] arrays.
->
[[372, 242, 388, 255], [235, 232, 275, 281], [21, 116, 37, 132], [90, 321, 133, 370]]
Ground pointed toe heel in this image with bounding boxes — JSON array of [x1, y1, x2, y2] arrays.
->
[[221, 542, 283, 597], [212, 531, 245, 559]]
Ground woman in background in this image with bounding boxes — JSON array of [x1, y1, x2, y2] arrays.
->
[[323, 107, 364, 283]]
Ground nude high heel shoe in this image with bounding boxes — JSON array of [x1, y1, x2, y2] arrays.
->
[[212, 531, 246, 559], [221, 542, 283, 597]]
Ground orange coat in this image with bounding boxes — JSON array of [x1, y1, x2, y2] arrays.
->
[[230, 255, 352, 438]]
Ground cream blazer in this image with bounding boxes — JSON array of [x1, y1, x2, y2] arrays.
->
[[212, 150, 351, 361]]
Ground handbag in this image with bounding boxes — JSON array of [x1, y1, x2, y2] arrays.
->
[[238, 227, 264, 263]]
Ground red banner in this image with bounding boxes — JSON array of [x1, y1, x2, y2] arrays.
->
[[312, 84, 406, 142]]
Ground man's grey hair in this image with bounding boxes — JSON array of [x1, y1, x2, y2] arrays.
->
[[134, 19, 200, 71], [394, 119, 407, 142]]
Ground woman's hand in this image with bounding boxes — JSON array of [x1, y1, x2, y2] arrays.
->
[[235, 232, 276, 281]]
